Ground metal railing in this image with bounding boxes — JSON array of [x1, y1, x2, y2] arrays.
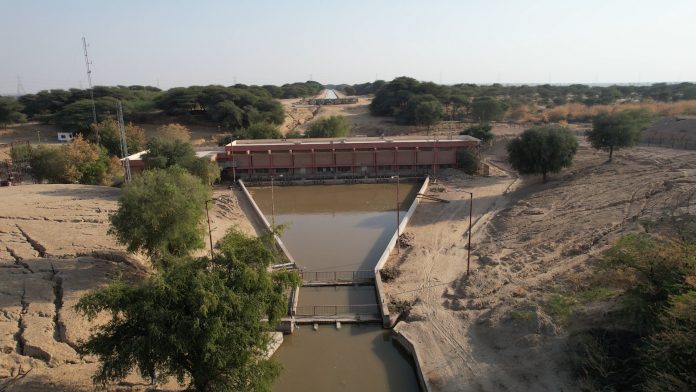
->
[[300, 270, 375, 284], [294, 304, 380, 317]]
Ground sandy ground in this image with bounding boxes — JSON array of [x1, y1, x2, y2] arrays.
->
[[383, 141, 696, 391], [0, 184, 256, 391]]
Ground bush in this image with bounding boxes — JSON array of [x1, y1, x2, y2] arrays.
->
[[29, 136, 122, 185], [239, 123, 282, 139], [571, 216, 696, 391], [460, 123, 493, 143], [456, 149, 479, 174]]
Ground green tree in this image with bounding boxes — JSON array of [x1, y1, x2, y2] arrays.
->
[[28, 146, 63, 182], [76, 229, 300, 391], [397, 94, 443, 128], [109, 166, 211, 258], [306, 116, 350, 138], [142, 138, 219, 184], [587, 109, 653, 161], [239, 123, 282, 139], [90, 119, 146, 157], [0, 97, 27, 127], [507, 125, 578, 182], [460, 122, 493, 143], [53, 97, 121, 132], [470, 96, 507, 122]]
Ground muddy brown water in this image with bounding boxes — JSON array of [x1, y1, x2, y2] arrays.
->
[[273, 324, 419, 392], [249, 183, 420, 272], [248, 183, 421, 392]]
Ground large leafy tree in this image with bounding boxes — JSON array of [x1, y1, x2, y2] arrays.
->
[[53, 97, 124, 132], [142, 138, 220, 185], [76, 229, 301, 391], [0, 96, 27, 127], [90, 118, 146, 157], [507, 125, 578, 182], [397, 94, 443, 128], [470, 96, 507, 122], [306, 115, 350, 138], [109, 166, 211, 258], [587, 109, 653, 161]]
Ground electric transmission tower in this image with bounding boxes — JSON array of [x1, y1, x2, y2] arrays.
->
[[16, 76, 26, 97], [82, 36, 99, 141], [117, 101, 132, 183]]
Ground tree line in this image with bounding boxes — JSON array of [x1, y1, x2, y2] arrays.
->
[[0, 81, 324, 132], [332, 77, 696, 126]]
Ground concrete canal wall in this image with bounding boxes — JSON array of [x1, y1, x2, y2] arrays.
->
[[238, 179, 297, 268], [374, 176, 430, 327]]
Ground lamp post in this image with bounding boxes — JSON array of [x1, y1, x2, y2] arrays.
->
[[270, 174, 283, 229], [462, 191, 474, 275], [391, 175, 400, 255]]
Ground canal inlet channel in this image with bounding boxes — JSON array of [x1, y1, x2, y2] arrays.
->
[[239, 179, 431, 391]]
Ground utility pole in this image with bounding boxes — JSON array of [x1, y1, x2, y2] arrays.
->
[[117, 101, 132, 182], [392, 175, 400, 255], [462, 191, 474, 275], [82, 36, 98, 140], [205, 199, 215, 258]]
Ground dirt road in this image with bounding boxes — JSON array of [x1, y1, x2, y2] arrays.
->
[[384, 143, 696, 391]]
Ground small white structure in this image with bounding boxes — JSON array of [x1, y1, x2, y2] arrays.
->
[[57, 132, 74, 142]]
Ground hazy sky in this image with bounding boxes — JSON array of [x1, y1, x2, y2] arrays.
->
[[2, 0, 695, 94]]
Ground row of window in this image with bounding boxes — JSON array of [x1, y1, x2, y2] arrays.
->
[[240, 147, 454, 155], [230, 165, 455, 175]]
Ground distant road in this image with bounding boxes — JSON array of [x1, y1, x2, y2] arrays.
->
[[323, 89, 338, 99]]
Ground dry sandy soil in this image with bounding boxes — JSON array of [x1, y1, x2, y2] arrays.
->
[[383, 141, 696, 391], [0, 184, 256, 391]]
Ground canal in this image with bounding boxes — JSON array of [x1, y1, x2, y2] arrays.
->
[[248, 182, 422, 392]]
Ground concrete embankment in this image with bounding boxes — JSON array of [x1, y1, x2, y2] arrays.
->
[[238, 180, 297, 268], [374, 176, 430, 327]]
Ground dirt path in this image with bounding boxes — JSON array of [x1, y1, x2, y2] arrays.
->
[[384, 144, 696, 391]]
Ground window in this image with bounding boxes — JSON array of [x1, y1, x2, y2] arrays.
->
[[337, 166, 352, 172]]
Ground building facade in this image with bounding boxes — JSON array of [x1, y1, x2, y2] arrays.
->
[[216, 135, 479, 180]]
